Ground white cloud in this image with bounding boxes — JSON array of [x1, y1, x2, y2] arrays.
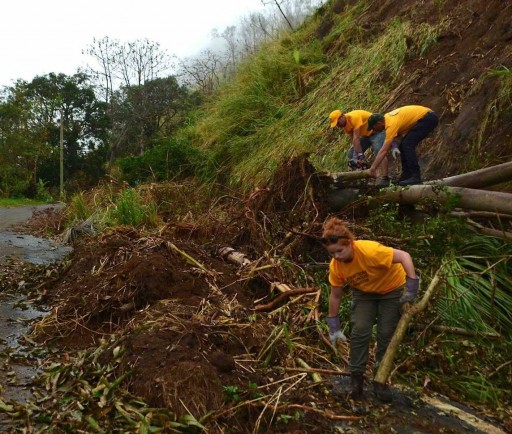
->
[[1, 0, 265, 86]]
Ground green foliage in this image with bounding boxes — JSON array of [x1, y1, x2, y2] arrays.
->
[[437, 235, 512, 335], [222, 385, 241, 403], [410, 215, 470, 265], [36, 179, 54, 202], [189, 5, 445, 189], [117, 138, 203, 185], [68, 192, 91, 221], [109, 188, 159, 228], [277, 410, 302, 424], [0, 198, 45, 206], [109, 75, 196, 159]]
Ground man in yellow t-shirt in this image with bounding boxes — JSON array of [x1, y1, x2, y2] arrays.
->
[[321, 217, 419, 402], [329, 109, 389, 188], [367, 105, 439, 186]]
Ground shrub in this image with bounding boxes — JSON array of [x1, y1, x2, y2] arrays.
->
[[117, 138, 203, 185], [109, 188, 159, 228]]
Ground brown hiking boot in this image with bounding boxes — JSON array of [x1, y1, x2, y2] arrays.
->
[[373, 381, 393, 402], [350, 374, 364, 400]]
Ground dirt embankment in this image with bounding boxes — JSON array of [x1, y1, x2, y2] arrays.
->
[[354, 0, 512, 180]]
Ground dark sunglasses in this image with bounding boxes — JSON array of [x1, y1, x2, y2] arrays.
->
[[318, 235, 350, 245]]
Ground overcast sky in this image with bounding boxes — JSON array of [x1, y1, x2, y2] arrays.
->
[[0, 0, 266, 87]]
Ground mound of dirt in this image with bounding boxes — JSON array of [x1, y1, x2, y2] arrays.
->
[[36, 226, 248, 345]]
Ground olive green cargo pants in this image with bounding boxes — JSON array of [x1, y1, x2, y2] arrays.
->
[[349, 287, 403, 375]]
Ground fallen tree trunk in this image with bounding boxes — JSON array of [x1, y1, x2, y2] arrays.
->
[[374, 270, 443, 384], [329, 161, 512, 188], [330, 169, 371, 182], [370, 185, 512, 215], [466, 219, 512, 241], [425, 161, 512, 188]]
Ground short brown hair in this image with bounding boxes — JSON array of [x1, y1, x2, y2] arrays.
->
[[322, 217, 355, 239]]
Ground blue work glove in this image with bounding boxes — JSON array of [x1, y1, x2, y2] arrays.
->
[[400, 276, 420, 305], [326, 316, 347, 344], [356, 153, 369, 169], [391, 141, 401, 159]]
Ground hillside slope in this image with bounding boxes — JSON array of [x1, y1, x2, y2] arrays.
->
[[191, 0, 512, 189]]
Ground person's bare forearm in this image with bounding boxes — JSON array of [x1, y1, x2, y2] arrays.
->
[[352, 129, 363, 154], [329, 286, 344, 316], [392, 249, 417, 278], [371, 140, 391, 171]]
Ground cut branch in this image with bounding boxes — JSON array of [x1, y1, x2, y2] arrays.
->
[[409, 324, 501, 339], [374, 270, 443, 384], [250, 402, 362, 421], [254, 288, 318, 312], [284, 367, 350, 376], [465, 219, 512, 241]]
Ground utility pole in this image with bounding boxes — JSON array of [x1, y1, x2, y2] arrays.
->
[[60, 108, 64, 200]]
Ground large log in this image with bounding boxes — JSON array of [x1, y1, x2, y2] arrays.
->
[[425, 161, 512, 188], [371, 185, 512, 215], [329, 161, 512, 188]]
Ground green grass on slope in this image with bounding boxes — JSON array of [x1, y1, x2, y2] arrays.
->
[[191, 0, 445, 190]]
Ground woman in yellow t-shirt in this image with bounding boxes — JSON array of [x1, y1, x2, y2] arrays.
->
[[322, 217, 419, 402]]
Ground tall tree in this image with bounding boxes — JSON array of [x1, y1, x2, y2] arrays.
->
[[109, 76, 193, 159], [85, 37, 174, 101], [0, 73, 109, 194]]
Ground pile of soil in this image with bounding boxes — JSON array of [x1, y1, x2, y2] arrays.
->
[[32, 217, 337, 431]]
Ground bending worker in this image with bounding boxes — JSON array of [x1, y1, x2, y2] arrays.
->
[[367, 105, 439, 186], [329, 109, 390, 188], [322, 217, 419, 402]]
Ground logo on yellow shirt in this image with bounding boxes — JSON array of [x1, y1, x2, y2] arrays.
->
[[346, 271, 370, 287]]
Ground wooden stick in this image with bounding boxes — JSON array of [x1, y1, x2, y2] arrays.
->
[[409, 324, 501, 339], [330, 169, 371, 181], [284, 367, 350, 376], [465, 219, 512, 241], [166, 242, 213, 275], [374, 270, 443, 384], [250, 403, 362, 421], [254, 288, 318, 312], [296, 358, 323, 383]]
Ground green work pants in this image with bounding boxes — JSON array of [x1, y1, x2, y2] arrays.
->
[[349, 287, 402, 375]]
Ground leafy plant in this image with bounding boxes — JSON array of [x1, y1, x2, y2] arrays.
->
[[222, 385, 241, 403], [118, 137, 203, 185], [36, 179, 54, 202], [109, 188, 159, 228], [68, 192, 91, 221], [437, 236, 512, 335]]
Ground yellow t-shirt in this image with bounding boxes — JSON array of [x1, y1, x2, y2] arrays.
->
[[328, 240, 406, 294], [383, 105, 431, 142], [344, 110, 373, 137]]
